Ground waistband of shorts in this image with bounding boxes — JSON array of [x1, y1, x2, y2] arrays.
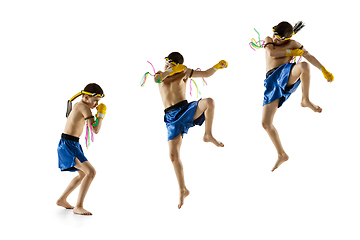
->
[[266, 67, 278, 78], [61, 133, 79, 142], [164, 100, 188, 114]]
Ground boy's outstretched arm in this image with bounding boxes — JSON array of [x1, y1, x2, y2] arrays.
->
[[190, 60, 228, 78], [292, 41, 334, 82], [290, 40, 321, 68], [302, 50, 334, 82], [302, 50, 322, 69]]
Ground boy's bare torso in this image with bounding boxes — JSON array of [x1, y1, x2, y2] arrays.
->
[[64, 102, 91, 137], [158, 69, 191, 109], [265, 39, 301, 72]]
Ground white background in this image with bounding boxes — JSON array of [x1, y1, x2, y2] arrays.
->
[[1, 0, 359, 239]]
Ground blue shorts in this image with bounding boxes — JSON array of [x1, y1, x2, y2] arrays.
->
[[57, 133, 88, 172], [263, 63, 301, 108], [164, 99, 205, 141]]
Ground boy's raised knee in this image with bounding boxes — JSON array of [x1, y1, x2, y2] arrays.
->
[[299, 62, 310, 72], [205, 98, 215, 108]]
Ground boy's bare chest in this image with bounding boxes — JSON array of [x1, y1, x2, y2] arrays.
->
[[266, 43, 293, 71]]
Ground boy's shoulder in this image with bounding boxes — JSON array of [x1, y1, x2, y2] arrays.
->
[[72, 101, 91, 117], [73, 101, 86, 110], [265, 36, 273, 42], [265, 38, 301, 49], [288, 39, 302, 48]]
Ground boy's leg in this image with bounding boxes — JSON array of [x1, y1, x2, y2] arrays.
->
[[262, 99, 289, 172], [193, 98, 224, 147], [57, 170, 85, 209], [73, 158, 96, 215], [168, 135, 189, 209], [287, 62, 322, 113]]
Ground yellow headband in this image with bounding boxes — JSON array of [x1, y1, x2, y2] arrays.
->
[[273, 28, 294, 41], [165, 57, 178, 65], [81, 91, 105, 98], [66, 91, 104, 118], [69, 91, 105, 102]]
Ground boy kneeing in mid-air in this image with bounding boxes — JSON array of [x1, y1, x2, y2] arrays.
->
[[261, 21, 334, 172], [56, 83, 107, 215], [154, 52, 227, 209]]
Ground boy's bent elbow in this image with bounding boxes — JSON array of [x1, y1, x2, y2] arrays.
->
[[302, 51, 312, 58], [92, 127, 100, 134]]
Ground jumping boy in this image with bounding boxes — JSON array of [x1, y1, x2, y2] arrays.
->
[[262, 21, 334, 172], [154, 52, 227, 209], [56, 83, 107, 215]]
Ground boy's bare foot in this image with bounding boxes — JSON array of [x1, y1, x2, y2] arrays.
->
[[301, 99, 322, 113], [178, 189, 190, 209], [73, 207, 92, 215], [56, 199, 74, 209], [203, 134, 224, 147], [271, 153, 289, 172]]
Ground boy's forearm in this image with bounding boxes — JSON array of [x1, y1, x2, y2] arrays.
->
[[268, 49, 286, 58], [154, 71, 170, 83], [161, 71, 170, 80], [191, 67, 217, 78], [204, 68, 217, 78], [303, 52, 322, 69], [92, 118, 103, 134]]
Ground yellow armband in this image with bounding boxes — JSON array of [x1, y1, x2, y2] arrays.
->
[[167, 64, 186, 76], [285, 49, 303, 57]]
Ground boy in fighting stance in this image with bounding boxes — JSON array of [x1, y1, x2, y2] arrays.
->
[[56, 83, 107, 215]]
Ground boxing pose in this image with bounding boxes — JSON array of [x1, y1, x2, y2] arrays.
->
[[56, 83, 107, 215], [155, 52, 227, 209], [261, 21, 333, 171]]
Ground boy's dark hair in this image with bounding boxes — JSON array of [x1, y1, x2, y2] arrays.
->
[[66, 83, 104, 117], [83, 83, 104, 96], [167, 52, 184, 64], [273, 21, 293, 39]]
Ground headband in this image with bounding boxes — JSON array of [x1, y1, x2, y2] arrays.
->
[[165, 57, 179, 65], [66, 90, 105, 117], [69, 91, 105, 102], [273, 27, 294, 41], [273, 21, 305, 41]]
